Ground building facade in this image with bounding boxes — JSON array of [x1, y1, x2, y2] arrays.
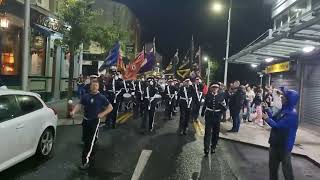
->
[[82, 0, 141, 76], [228, 0, 320, 126]]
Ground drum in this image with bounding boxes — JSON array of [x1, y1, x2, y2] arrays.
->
[[154, 94, 162, 99], [123, 93, 132, 100]]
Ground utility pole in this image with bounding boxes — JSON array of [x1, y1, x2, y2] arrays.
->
[[224, 0, 232, 86], [207, 61, 211, 85], [22, 0, 30, 91], [191, 35, 194, 65]]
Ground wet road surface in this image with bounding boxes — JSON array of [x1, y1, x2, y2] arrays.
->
[[1, 108, 319, 180]]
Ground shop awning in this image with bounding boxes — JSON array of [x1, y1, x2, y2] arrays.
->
[[229, 10, 320, 64]]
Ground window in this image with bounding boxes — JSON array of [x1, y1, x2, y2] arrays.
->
[[30, 35, 46, 76], [0, 95, 20, 123], [0, 28, 21, 76], [16, 95, 43, 115]]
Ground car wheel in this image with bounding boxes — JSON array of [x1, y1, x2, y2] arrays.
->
[[36, 128, 54, 159]]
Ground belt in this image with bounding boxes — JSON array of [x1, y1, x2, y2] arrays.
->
[[83, 117, 98, 121], [180, 97, 192, 100], [206, 108, 221, 112]]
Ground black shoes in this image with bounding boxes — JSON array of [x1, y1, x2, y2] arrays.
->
[[211, 149, 216, 154], [79, 163, 90, 170]]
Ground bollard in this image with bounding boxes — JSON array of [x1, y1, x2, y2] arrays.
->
[[67, 99, 74, 119]]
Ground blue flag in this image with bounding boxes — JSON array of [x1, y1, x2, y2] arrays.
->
[[139, 49, 156, 73], [99, 42, 120, 72]]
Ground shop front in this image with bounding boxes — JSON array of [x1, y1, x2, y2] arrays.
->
[[299, 56, 320, 126], [266, 61, 298, 91]]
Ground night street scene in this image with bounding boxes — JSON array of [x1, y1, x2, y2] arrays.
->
[[1, 0, 320, 179]]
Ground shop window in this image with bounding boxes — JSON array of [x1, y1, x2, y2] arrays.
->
[[30, 35, 46, 76], [0, 29, 20, 76]]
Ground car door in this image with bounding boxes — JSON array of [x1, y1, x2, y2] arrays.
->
[[15, 95, 45, 153], [0, 95, 22, 166]]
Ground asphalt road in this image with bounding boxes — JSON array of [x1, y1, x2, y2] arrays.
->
[[1, 107, 319, 180]]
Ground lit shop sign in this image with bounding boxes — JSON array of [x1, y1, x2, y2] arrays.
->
[[32, 13, 64, 33], [266, 61, 290, 74]]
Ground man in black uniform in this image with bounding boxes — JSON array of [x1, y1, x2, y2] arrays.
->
[[141, 76, 158, 133], [135, 79, 145, 117], [201, 82, 227, 156], [105, 74, 124, 129], [164, 79, 177, 120], [70, 79, 113, 170], [192, 77, 204, 122], [178, 78, 196, 135]]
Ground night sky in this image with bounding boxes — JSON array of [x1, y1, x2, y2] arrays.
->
[[117, 0, 272, 84]]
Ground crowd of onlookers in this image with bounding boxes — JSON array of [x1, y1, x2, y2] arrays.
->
[[214, 81, 284, 131]]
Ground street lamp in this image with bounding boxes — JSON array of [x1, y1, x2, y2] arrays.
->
[[211, 0, 232, 86], [212, 2, 223, 13], [0, 13, 9, 28], [203, 56, 208, 62]]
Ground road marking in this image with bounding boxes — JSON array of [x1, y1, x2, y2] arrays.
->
[[131, 150, 152, 180], [193, 121, 201, 136], [119, 113, 133, 124], [116, 112, 131, 123]]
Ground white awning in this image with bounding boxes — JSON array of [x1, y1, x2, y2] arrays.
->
[[229, 10, 320, 64]]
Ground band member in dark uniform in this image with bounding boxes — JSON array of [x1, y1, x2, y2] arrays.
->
[[192, 77, 204, 122], [105, 74, 124, 129], [135, 79, 145, 117], [177, 78, 196, 135], [141, 76, 158, 133], [70, 79, 113, 170], [201, 82, 227, 156], [165, 79, 177, 120]]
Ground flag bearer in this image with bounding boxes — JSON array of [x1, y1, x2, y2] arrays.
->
[[177, 78, 196, 135], [70, 79, 113, 170], [141, 76, 158, 133], [192, 77, 204, 122], [201, 82, 227, 156]]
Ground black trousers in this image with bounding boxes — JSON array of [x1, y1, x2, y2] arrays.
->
[[106, 102, 120, 127], [179, 106, 191, 132], [82, 119, 100, 165], [141, 105, 156, 130], [269, 146, 294, 180], [191, 102, 201, 121], [204, 112, 221, 151], [165, 99, 174, 119]]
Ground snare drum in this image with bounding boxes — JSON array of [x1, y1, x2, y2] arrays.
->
[[123, 93, 132, 99], [154, 94, 162, 99]]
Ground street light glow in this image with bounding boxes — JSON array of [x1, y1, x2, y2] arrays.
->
[[251, 64, 258, 68], [265, 57, 274, 63], [303, 46, 315, 53], [211, 2, 223, 13], [203, 56, 208, 62]]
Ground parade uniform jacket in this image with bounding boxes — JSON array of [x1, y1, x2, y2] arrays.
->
[[142, 83, 158, 110], [193, 83, 204, 104], [164, 85, 178, 103], [201, 92, 227, 120], [106, 78, 124, 104], [177, 85, 196, 109], [135, 80, 145, 102]]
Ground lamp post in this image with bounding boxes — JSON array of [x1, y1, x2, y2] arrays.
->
[[22, 0, 30, 91], [212, 0, 232, 86]]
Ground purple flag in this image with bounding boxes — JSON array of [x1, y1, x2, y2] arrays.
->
[[139, 49, 156, 73]]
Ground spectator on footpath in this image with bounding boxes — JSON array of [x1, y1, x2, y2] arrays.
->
[[244, 85, 255, 122], [262, 87, 299, 180], [264, 87, 273, 108], [77, 74, 86, 99], [228, 81, 245, 132], [223, 83, 233, 122], [271, 89, 282, 115], [252, 89, 264, 126]]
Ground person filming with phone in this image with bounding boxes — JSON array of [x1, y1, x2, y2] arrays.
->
[[262, 87, 299, 180]]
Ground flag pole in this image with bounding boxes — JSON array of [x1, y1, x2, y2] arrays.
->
[[199, 46, 202, 78], [191, 35, 194, 66]]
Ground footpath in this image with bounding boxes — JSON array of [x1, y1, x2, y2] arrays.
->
[[193, 117, 320, 167]]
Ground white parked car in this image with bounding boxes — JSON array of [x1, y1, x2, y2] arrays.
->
[[0, 89, 57, 172]]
